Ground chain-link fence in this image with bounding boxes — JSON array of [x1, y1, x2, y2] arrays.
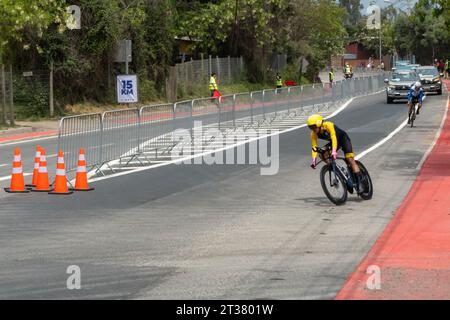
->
[[59, 73, 386, 174], [0, 66, 51, 126], [166, 56, 245, 101], [13, 69, 50, 119]]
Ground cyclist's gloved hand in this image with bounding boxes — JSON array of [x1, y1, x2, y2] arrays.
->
[[331, 149, 338, 160], [310, 157, 317, 169]]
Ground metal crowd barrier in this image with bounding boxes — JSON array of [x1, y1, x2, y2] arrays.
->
[[58, 113, 102, 172], [58, 73, 386, 173]]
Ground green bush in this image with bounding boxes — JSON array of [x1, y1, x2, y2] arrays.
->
[[139, 78, 159, 102], [13, 76, 49, 119]]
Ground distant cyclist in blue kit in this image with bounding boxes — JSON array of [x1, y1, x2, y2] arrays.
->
[[407, 81, 424, 124]]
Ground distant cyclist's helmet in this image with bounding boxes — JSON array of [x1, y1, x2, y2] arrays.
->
[[307, 114, 323, 130], [413, 81, 421, 90]]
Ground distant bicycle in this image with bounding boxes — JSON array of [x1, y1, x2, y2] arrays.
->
[[409, 100, 420, 128], [313, 145, 373, 205]]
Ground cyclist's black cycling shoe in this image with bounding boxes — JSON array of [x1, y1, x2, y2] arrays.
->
[[407, 118, 411, 124], [416, 109, 420, 115]]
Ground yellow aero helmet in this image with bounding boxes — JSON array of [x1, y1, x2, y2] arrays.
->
[[307, 114, 323, 128]]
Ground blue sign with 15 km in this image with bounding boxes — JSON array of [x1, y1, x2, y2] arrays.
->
[[117, 75, 138, 103]]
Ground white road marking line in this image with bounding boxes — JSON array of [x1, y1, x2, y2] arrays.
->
[[356, 94, 428, 160], [0, 135, 57, 147], [0, 173, 32, 182], [0, 164, 8, 167], [355, 119, 408, 160], [83, 95, 361, 184]]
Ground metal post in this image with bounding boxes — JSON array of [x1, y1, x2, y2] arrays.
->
[[216, 56, 220, 83], [9, 65, 14, 126], [228, 55, 231, 83], [125, 42, 129, 75], [201, 53, 205, 83], [262, 90, 266, 120], [209, 55, 212, 78], [250, 92, 254, 124], [1, 65, 6, 125], [185, 61, 188, 93], [49, 61, 54, 117], [232, 94, 236, 128], [379, 27, 382, 68], [287, 87, 291, 114]]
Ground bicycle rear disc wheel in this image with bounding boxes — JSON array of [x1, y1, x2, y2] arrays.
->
[[320, 165, 348, 205], [356, 160, 373, 200]]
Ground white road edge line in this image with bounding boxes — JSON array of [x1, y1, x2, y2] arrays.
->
[[0, 173, 32, 182], [355, 119, 408, 160], [415, 86, 448, 170], [0, 135, 57, 147], [85, 90, 385, 184], [356, 94, 427, 160]]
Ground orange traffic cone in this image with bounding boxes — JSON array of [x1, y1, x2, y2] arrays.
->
[[49, 150, 73, 195], [4, 148, 30, 193], [72, 148, 94, 191], [26, 145, 41, 188], [32, 148, 52, 192]]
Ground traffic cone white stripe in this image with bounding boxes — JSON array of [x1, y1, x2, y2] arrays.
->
[[12, 167, 23, 174], [57, 157, 64, 163], [56, 169, 66, 176], [34, 163, 40, 169], [14, 155, 21, 162], [79, 155, 86, 161], [76, 166, 87, 173], [38, 167, 48, 173]]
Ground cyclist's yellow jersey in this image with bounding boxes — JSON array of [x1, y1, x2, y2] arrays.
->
[[310, 121, 340, 158]]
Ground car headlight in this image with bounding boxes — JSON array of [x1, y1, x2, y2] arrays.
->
[[433, 79, 441, 84], [388, 86, 395, 90]]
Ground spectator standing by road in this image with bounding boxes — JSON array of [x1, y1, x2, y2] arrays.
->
[[438, 60, 445, 73], [276, 73, 283, 89], [209, 73, 218, 97], [329, 68, 334, 87]]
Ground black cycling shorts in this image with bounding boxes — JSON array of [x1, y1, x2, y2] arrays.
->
[[325, 134, 354, 159]]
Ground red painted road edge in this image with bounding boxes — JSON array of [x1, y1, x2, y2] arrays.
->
[[0, 130, 58, 144], [336, 82, 450, 300]]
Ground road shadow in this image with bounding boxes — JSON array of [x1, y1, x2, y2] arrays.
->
[[295, 196, 364, 207]]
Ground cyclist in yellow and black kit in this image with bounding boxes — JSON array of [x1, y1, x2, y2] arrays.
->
[[307, 114, 363, 192]]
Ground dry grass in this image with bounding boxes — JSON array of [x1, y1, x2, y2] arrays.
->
[[63, 99, 167, 115]]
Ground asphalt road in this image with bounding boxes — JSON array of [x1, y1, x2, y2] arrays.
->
[[0, 89, 447, 299]]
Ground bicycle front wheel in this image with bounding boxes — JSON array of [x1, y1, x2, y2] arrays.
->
[[320, 165, 348, 205]]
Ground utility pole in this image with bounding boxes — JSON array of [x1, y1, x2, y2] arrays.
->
[[49, 60, 54, 117], [379, 27, 382, 67], [1, 64, 7, 125], [125, 41, 129, 75]]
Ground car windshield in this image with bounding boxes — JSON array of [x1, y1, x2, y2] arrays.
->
[[417, 68, 438, 76], [394, 65, 413, 70], [390, 73, 416, 82]]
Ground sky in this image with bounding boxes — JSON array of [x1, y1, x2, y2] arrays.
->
[[359, 0, 418, 12]]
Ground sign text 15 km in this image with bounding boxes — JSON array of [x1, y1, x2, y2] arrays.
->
[[117, 75, 138, 104]]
